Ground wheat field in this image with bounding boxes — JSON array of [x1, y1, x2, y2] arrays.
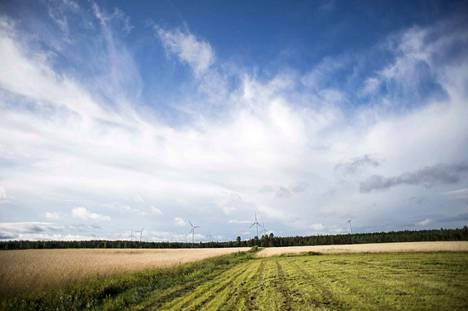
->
[[0, 247, 249, 293], [257, 241, 468, 257]]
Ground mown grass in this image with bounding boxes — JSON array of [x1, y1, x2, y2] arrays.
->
[[2, 251, 468, 310], [158, 252, 468, 310]]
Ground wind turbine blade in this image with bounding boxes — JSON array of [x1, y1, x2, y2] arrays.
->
[[188, 220, 193, 227], [249, 223, 255, 228]]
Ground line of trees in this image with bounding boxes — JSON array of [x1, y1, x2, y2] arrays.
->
[[254, 226, 468, 248], [0, 227, 467, 250]]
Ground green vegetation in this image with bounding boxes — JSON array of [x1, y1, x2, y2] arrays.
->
[[1, 226, 467, 250], [2, 251, 468, 310]]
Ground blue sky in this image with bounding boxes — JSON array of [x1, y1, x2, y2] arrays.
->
[[0, 0, 467, 241]]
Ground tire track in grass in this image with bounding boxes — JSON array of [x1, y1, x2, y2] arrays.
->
[[243, 259, 266, 311], [186, 260, 259, 311], [232, 258, 266, 310], [132, 273, 215, 310], [273, 259, 293, 311], [255, 258, 285, 310], [288, 259, 349, 310], [159, 260, 251, 310], [312, 260, 396, 310], [311, 257, 399, 310], [132, 258, 246, 310], [276, 258, 314, 310], [205, 259, 263, 310]]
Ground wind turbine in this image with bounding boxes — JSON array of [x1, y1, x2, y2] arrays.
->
[[189, 220, 200, 245], [130, 230, 134, 241], [347, 219, 352, 234], [250, 212, 261, 238], [138, 228, 144, 242]]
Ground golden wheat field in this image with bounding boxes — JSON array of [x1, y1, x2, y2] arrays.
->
[[0, 247, 249, 293], [257, 241, 468, 257]]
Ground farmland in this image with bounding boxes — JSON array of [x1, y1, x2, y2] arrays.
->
[[0, 247, 249, 293], [257, 241, 468, 257], [154, 252, 468, 310], [1, 243, 468, 310]]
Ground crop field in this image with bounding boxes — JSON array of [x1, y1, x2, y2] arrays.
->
[[0, 247, 249, 293], [151, 253, 468, 311], [1, 248, 468, 310], [257, 241, 468, 257]]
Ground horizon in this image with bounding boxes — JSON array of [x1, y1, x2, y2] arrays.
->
[[2, 226, 466, 244], [1, 0, 468, 242]]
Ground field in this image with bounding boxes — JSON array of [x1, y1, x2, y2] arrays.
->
[[0, 247, 248, 293], [150, 252, 468, 310], [257, 241, 468, 257], [1, 243, 468, 310]]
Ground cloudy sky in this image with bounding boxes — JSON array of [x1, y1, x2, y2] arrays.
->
[[0, 0, 467, 241]]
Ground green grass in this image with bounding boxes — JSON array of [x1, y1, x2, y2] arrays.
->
[[2, 252, 468, 310]]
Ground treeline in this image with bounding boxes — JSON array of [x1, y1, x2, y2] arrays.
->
[[1, 227, 467, 250], [0, 240, 240, 250], [255, 226, 468, 248]]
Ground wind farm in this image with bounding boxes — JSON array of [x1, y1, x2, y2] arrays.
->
[[2, 0, 468, 310]]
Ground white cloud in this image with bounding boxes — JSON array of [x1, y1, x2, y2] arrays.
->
[[0, 20, 107, 120], [228, 219, 252, 224], [72, 207, 110, 221], [360, 77, 381, 97], [150, 206, 163, 215], [416, 218, 432, 226], [174, 217, 186, 226], [155, 26, 214, 75], [0, 6, 467, 241], [0, 186, 6, 201], [45, 211, 60, 220], [310, 223, 325, 231], [442, 187, 468, 200]]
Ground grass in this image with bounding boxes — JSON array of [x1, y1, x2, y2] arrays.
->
[[1, 251, 468, 310]]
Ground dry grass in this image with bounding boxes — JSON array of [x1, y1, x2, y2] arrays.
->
[[0, 247, 248, 294], [257, 241, 468, 257]]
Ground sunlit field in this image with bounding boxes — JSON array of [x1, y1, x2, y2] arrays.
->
[[1, 250, 467, 310], [1, 0, 468, 310], [257, 241, 468, 257], [0, 248, 248, 294]]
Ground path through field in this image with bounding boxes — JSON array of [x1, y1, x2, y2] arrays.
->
[[132, 252, 468, 310]]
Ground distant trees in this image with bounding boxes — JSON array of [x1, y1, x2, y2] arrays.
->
[[1, 226, 467, 250]]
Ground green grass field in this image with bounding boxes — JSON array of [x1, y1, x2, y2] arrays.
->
[[2, 251, 468, 310]]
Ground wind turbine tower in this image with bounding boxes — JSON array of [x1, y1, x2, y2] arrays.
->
[[347, 219, 352, 234], [189, 220, 200, 245], [139, 228, 144, 242], [250, 212, 261, 238]]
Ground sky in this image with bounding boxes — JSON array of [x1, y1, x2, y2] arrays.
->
[[0, 0, 468, 242]]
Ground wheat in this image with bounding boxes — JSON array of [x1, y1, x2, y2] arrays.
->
[[257, 241, 468, 257], [0, 247, 248, 293]]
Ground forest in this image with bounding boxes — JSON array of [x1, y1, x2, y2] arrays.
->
[[1, 227, 467, 250]]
